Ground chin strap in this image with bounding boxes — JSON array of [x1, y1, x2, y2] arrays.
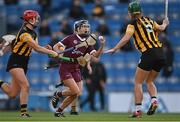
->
[[21, 17, 37, 29]]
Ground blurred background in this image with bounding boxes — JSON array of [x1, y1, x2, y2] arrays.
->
[[0, 0, 180, 113]]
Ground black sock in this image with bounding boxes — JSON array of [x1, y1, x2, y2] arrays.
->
[[57, 107, 63, 113], [135, 103, 142, 105], [0, 80, 4, 88], [20, 104, 27, 115], [151, 96, 157, 99]]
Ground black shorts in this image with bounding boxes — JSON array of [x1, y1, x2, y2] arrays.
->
[[138, 48, 166, 72], [6, 53, 29, 74]]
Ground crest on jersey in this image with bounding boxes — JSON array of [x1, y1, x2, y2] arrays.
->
[[73, 40, 78, 44]]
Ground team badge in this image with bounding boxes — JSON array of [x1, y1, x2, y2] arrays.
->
[[73, 40, 78, 44]]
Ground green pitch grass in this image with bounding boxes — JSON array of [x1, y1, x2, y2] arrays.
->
[[0, 112, 180, 122]]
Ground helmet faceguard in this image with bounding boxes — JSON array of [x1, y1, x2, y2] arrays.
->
[[74, 20, 90, 38], [21, 10, 41, 28], [128, 1, 141, 14]]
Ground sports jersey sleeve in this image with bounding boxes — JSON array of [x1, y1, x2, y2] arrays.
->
[[19, 33, 33, 42], [60, 36, 69, 46], [126, 24, 135, 35], [153, 21, 160, 30]]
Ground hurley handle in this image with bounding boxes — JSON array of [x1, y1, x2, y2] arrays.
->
[[165, 0, 168, 18], [48, 54, 75, 62]]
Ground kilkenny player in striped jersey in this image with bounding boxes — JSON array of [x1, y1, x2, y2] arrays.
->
[[105, 1, 169, 117], [0, 10, 58, 117]]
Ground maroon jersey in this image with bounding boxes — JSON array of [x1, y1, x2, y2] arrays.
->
[[60, 34, 95, 58], [58, 34, 95, 82]]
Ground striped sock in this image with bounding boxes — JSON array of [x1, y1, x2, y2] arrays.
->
[[20, 104, 27, 115], [71, 106, 77, 112]]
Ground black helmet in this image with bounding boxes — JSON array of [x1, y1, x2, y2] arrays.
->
[[73, 20, 90, 32]]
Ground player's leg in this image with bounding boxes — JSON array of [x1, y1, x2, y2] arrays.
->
[[52, 78, 80, 107], [70, 98, 79, 115], [146, 58, 165, 115], [0, 78, 20, 98], [70, 81, 83, 115], [54, 78, 80, 117], [9, 68, 31, 117], [146, 70, 159, 115], [131, 67, 150, 118]]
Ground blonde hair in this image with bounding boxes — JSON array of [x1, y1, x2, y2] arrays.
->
[[130, 13, 142, 19]]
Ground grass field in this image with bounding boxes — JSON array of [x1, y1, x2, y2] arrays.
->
[[0, 112, 180, 122]]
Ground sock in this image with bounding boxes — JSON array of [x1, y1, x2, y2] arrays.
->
[[20, 104, 27, 115], [57, 91, 63, 98], [0, 80, 4, 88], [71, 106, 77, 112], [135, 103, 142, 112], [57, 107, 63, 113], [151, 96, 157, 103]]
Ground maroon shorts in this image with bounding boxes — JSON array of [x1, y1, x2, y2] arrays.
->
[[59, 63, 82, 82]]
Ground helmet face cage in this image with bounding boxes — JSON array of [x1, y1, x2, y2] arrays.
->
[[34, 14, 41, 27], [74, 20, 90, 35]]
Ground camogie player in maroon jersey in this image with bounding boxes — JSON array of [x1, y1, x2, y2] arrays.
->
[[51, 20, 105, 117]]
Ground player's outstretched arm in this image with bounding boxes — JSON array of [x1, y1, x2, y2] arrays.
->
[[105, 24, 134, 54], [23, 34, 58, 57], [105, 33, 132, 54]]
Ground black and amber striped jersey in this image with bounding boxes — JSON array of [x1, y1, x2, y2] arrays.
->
[[126, 16, 162, 53], [12, 26, 38, 57]]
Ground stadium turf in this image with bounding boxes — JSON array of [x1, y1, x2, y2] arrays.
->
[[0, 112, 180, 122]]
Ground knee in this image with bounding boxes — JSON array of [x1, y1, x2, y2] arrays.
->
[[72, 89, 81, 96]]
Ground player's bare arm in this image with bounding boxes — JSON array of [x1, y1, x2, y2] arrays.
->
[[105, 26, 133, 54], [22, 34, 58, 57]]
